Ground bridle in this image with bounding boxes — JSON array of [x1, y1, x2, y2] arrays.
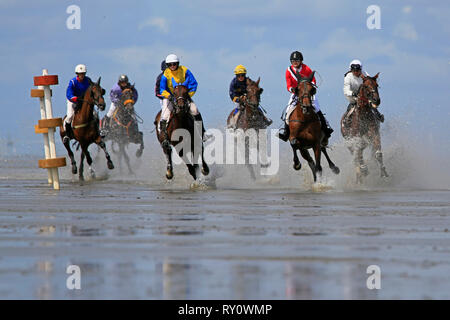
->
[[358, 78, 379, 107], [296, 80, 315, 115]]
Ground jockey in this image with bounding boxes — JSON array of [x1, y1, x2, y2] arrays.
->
[[343, 59, 384, 122], [278, 51, 333, 142], [63, 64, 92, 143], [159, 53, 205, 141], [228, 64, 272, 129], [101, 74, 138, 136], [155, 60, 167, 103]]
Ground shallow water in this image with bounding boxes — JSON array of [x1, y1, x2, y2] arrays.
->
[[0, 152, 449, 299]]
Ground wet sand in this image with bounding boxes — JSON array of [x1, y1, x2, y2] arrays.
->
[[1, 168, 449, 299]]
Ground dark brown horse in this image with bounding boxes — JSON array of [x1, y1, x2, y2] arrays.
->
[[104, 86, 144, 174], [154, 84, 209, 181], [288, 72, 340, 182], [226, 77, 268, 179], [60, 77, 114, 181], [340, 73, 388, 183]]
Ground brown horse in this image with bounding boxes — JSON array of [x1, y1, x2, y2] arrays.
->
[[288, 72, 340, 182], [154, 84, 209, 181], [226, 77, 268, 179], [60, 77, 114, 181], [340, 73, 388, 183], [104, 86, 144, 174]]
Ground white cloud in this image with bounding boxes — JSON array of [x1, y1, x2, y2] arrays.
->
[[139, 17, 169, 33], [402, 6, 412, 14], [393, 22, 418, 41]]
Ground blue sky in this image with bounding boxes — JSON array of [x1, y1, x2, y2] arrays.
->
[[1, 0, 449, 154]]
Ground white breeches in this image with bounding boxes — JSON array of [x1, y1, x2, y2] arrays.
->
[[285, 93, 321, 124], [106, 102, 118, 118], [160, 98, 199, 122], [64, 100, 76, 125]]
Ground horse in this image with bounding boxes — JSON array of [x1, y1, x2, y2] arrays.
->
[[154, 84, 209, 181], [340, 73, 388, 184], [60, 77, 114, 181], [288, 71, 340, 182], [103, 85, 144, 174], [226, 77, 269, 180]]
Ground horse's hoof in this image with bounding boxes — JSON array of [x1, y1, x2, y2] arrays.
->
[[72, 166, 77, 175], [201, 166, 209, 176], [107, 161, 114, 170], [331, 166, 340, 175], [166, 170, 173, 180], [360, 164, 369, 176], [293, 162, 301, 171], [79, 176, 84, 182], [381, 168, 389, 178], [136, 148, 143, 158]]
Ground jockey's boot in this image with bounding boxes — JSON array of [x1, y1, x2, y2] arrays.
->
[[100, 116, 110, 138], [277, 123, 290, 142], [317, 110, 333, 138], [159, 119, 170, 145], [63, 122, 72, 144], [373, 108, 384, 123]]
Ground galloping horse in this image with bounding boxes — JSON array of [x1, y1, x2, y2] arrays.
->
[[60, 77, 114, 181], [340, 73, 388, 183], [103, 85, 144, 174], [288, 72, 340, 182], [226, 77, 268, 180], [154, 84, 209, 181]]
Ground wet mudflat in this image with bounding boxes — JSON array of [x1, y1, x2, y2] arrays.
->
[[0, 176, 449, 299]]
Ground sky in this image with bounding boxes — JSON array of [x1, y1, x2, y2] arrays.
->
[[0, 0, 449, 155]]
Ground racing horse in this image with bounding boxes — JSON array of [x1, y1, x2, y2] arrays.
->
[[60, 77, 114, 181], [288, 71, 340, 182], [340, 73, 388, 184], [103, 86, 144, 174], [154, 83, 209, 181], [226, 77, 269, 180]]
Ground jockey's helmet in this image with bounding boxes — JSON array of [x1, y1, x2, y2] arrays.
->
[[165, 54, 179, 64], [234, 65, 247, 75], [349, 59, 362, 70], [75, 64, 87, 73], [118, 74, 128, 83], [290, 51, 303, 61]]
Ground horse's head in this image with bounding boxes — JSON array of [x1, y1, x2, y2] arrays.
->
[[172, 80, 190, 115], [120, 85, 136, 111], [89, 77, 106, 111], [360, 73, 380, 108], [242, 77, 263, 109], [295, 71, 316, 114]]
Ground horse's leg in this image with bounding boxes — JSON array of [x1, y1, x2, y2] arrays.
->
[[354, 139, 367, 184], [97, 139, 115, 170], [62, 137, 77, 175], [313, 143, 323, 180], [163, 143, 174, 180], [245, 139, 256, 180], [299, 148, 317, 182], [122, 143, 133, 175], [136, 131, 144, 158], [290, 142, 301, 171], [201, 142, 210, 176], [186, 164, 197, 180], [82, 144, 96, 179], [321, 147, 340, 175], [371, 129, 389, 178], [79, 149, 85, 181]]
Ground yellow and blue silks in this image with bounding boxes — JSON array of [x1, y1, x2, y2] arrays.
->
[[159, 65, 198, 99]]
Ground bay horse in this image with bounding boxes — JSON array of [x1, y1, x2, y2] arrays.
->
[[60, 77, 114, 181], [340, 73, 388, 184], [226, 77, 268, 180], [288, 72, 340, 182], [154, 84, 209, 181], [103, 85, 144, 174]]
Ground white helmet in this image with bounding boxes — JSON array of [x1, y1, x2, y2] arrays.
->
[[75, 64, 87, 73], [165, 54, 179, 64], [349, 59, 362, 70]]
